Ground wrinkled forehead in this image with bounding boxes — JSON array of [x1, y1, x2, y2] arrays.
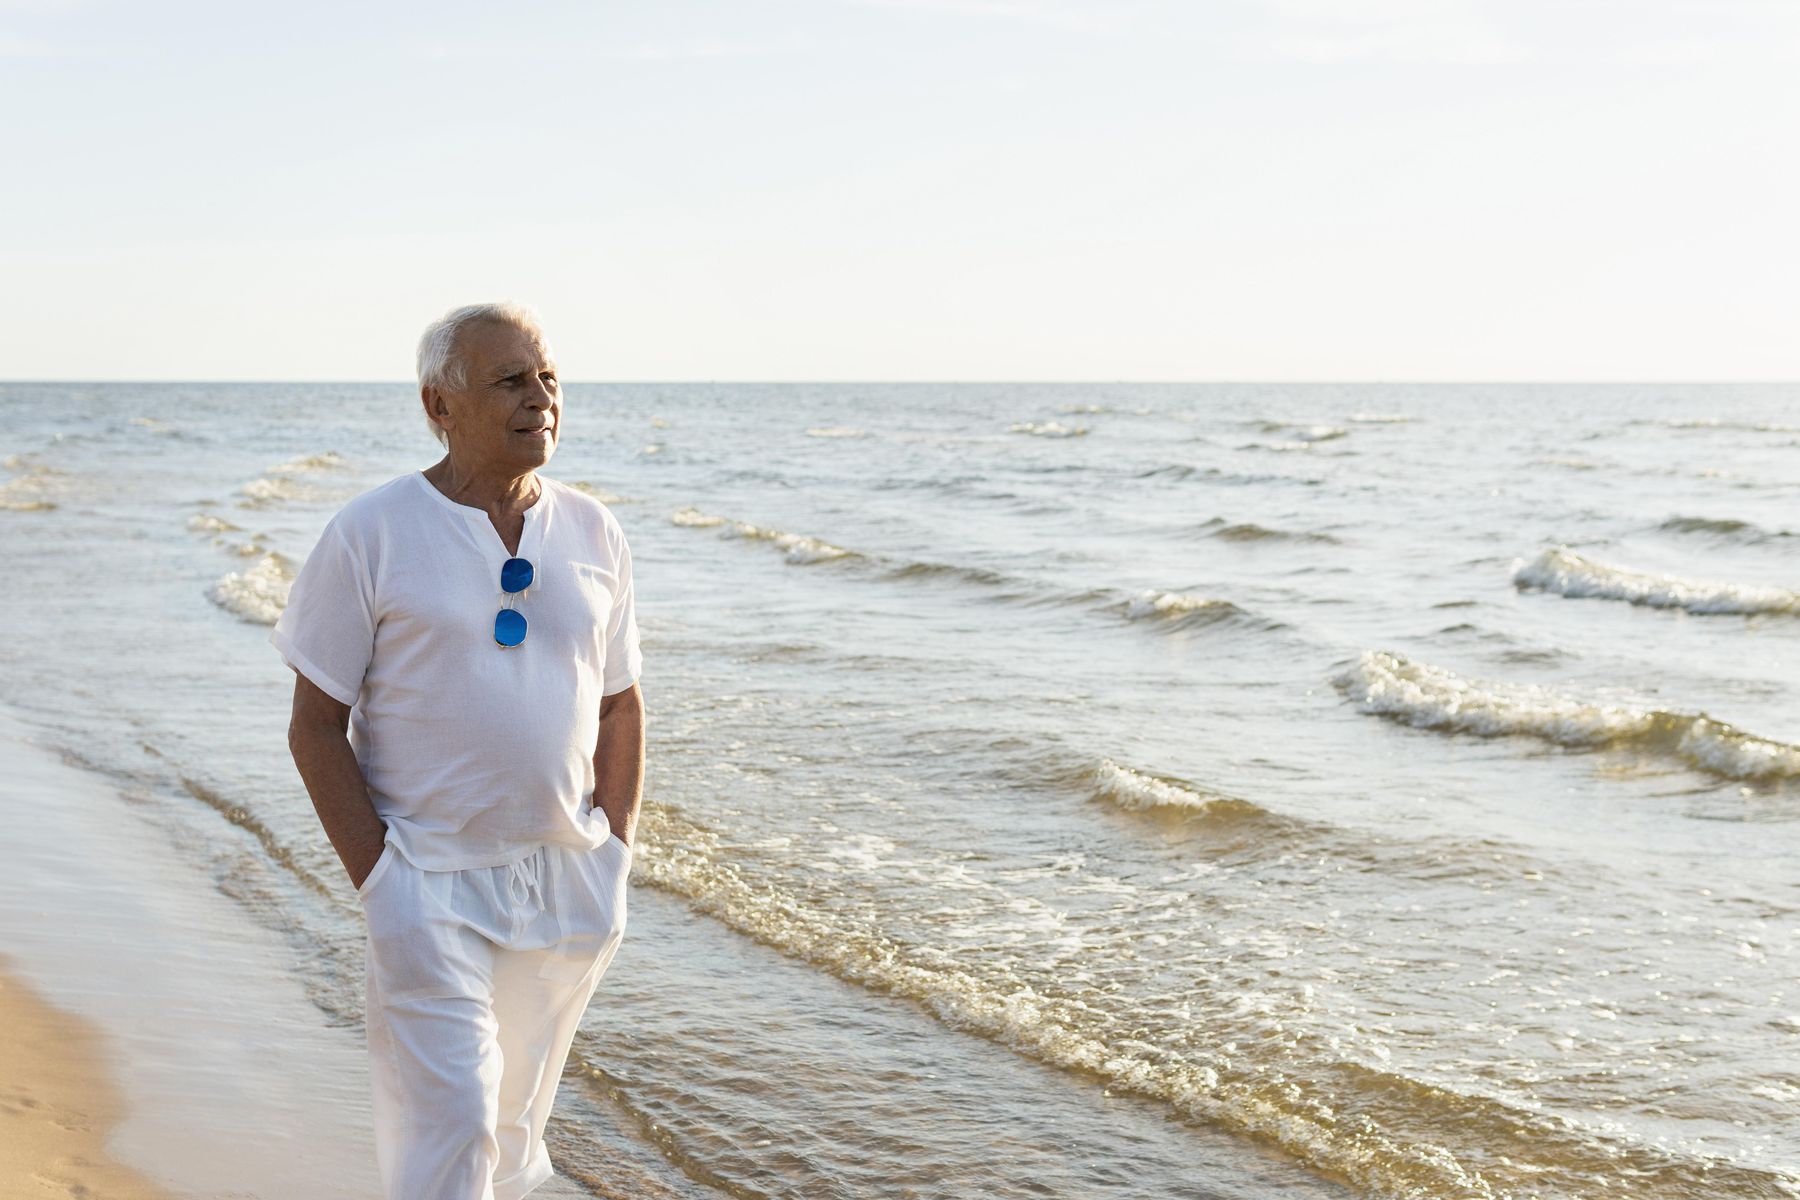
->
[[458, 317, 556, 373]]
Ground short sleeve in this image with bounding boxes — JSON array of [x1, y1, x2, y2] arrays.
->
[[268, 517, 376, 707], [602, 516, 643, 696]]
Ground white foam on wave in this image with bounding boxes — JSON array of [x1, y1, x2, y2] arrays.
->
[[187, 513, 242, 534], [237, 477, 304, 507], [670, 507, 724, 528], [0, 460, 62, 511], [565, 480, 630, 504], [635, 801, 1548, 1200], [1337, 650, 1800, 780], [1091, 757, 1257, 816], [208, 552, 294, 625], [1008, 421, 1088, 438], [1646, 417, 1800, 433], [670, 506, 855, 564], [267, 451, 345, 474], [805, 426, 867, 438], [1348, 412, 1413, 424], [1513, 547, 1800, 616], [235, 452, 345, 507], [1125, 590, 1240, 621]]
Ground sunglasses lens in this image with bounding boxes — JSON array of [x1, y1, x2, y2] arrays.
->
[[494, 608, 527, 647], [501, 557, 534, 593]]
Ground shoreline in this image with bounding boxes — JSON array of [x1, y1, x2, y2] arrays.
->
[[0, 704, 594, 1198], [0, 956, 178, 1199]]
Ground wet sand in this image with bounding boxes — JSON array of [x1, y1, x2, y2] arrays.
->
[[0, 958, 178, 1199]]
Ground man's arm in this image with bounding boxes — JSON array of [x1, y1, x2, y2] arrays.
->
[[286, 670, 387, 889], [593, 683, 645, 847]]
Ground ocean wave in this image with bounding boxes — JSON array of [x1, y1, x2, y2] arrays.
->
[[1008, 421, 1088, 438], [630, 799, 1770, 1200], [879, 560, 1016, 589], [0, 460, 62, 511], [1135, 464, 1216, 481], [1132, 462, 1327, 488], [1348, 412, 1413, 424], [1512, 547, 1800, 615], [1121, 590, 1252, 630], [1250, 421, 1349, 443], [805, 426, 867, 438], [1337, 650, 1800, 780], [1090, 757, 1268, 820], [1659, 514, 1793, 544], [207, 552, 294, 625], [1196, 518, 1339, 544], [237, 476, 307, 507], [267, 451, 345, 474], [668, 503, 1280, 635], [186, 513, 242, 534], [565, 480, 631, 504], [670, 506, 855, 564], [1638, 417, 1800, 434]]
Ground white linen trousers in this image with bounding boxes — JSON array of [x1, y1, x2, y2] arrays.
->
[[357, 830, 632, 1200]]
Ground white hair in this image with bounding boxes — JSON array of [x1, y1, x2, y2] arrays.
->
[[416, 300, 547, 447]]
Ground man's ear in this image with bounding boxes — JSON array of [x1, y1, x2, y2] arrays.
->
[[421, 384, 450, 430]]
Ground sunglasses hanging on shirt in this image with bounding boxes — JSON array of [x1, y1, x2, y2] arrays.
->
[[495, 557, 534, 648]]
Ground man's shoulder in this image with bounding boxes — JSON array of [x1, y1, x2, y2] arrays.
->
[[324, 472, 422, 540]]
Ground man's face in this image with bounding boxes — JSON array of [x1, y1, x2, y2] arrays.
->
[[426, 319, 561, 469]]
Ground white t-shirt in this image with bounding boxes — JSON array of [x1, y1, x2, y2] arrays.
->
[[270, 469, 643, 871]]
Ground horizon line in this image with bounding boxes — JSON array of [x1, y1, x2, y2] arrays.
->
[[4, 378, 1798, 387]]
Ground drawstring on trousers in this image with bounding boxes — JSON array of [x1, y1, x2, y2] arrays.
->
[[505, 850, 546, 916]]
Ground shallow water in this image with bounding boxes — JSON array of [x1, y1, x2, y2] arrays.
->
[[1, 382, 1796, 1198]]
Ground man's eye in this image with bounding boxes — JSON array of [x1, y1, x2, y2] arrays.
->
[[541, 374, 557, 385]]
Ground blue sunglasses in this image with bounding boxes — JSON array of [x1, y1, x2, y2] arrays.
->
[[495, 557, 534, 648]]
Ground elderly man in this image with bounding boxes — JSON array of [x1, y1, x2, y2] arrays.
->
[[272, 301, 644, 1200]]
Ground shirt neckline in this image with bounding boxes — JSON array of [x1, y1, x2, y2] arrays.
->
[[413, 469, 550, 564], [413, 468, 549, 521]]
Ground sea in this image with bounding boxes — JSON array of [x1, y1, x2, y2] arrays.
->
[[0, 381, 1796, 1200]]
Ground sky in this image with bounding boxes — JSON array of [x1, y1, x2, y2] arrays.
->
[[1, 0, 1797, 381]]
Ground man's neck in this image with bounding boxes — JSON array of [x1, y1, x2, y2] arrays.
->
[[423, 455, 541, 516]]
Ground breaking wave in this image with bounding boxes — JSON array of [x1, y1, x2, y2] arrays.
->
[[1089, 757, 1269, 820], [1337, 650, 1800, 780], [670, 506, 856, 564], [1120, 590, 1252, 630], [208, 552, 295, 625], [1250, 421, 1349, 443], [268, 451, 345, 474], [668, 504, 1280, 636], [564, 480, 630, 504], [628, 798, 1784, 1200], [1513, 547, 1800, 615], [0, 457, 63, 511]]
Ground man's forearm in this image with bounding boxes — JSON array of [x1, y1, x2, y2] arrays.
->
[[288, 722, 387, 886], [593, 688, 645, 845]]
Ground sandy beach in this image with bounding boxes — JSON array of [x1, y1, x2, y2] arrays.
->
[[0, 958, 177, 1199]]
